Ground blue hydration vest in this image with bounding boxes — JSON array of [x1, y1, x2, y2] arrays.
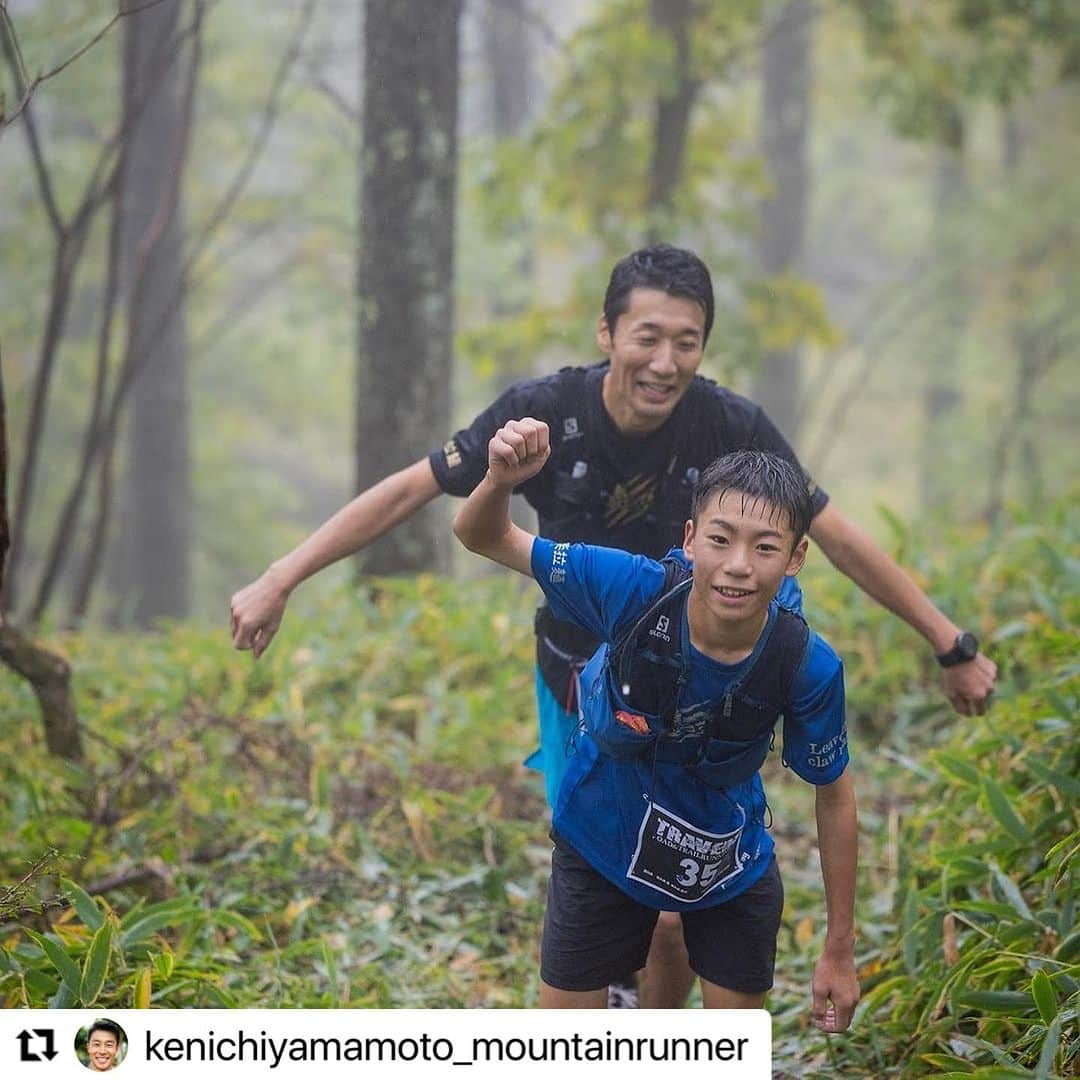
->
[[584, 558, 810, 792]]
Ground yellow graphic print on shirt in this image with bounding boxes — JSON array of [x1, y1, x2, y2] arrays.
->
[[604, 474, 658, 527]]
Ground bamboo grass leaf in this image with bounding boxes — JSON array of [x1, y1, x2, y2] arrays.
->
[[1025, 758, 1080, 800], [1035, 1014, 1062, 1080], [1055, 930, 1080, 963], [936, 752, 983, 786], [1030, 969, 1058, 1026], [24, 930, 81, 998], [79, 921, 113, 1006], [121, 903, 200, 948], [953, 989, 1037, 1014], [48, 982, 75, 1009], [62, 878, 104, 932], [119, 896, 194, 931], [921, 1054, 976, 1071], [132, 966, 152, 1008], [982, 778, 1032, 842], [989, 861, 1035, 922]]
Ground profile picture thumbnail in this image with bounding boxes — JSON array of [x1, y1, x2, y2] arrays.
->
[[75, 1019, 128, 1071]]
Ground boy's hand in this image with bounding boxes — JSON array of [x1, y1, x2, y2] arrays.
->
[[487, 418, 550, 490], [811, 947, 859, 1033]]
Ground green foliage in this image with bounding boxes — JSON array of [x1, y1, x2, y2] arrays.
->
[[775, 496, 1080, 1077], [1, 575, 546, 1008], [459, 0, 838, 383], [2, 496, 1076, 1071], [847, 0, 1080, 139]]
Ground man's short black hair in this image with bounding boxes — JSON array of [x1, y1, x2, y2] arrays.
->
[[87, 1020, 123, 1043], [603, 244, 715, 344], [691, 450, 813, 542]]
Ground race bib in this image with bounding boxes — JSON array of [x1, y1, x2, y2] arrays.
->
[[626, 801, 746, 904]]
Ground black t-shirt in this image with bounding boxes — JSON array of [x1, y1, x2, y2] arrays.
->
[[430, 362, 829, 697], [430, 362, 828, 557]]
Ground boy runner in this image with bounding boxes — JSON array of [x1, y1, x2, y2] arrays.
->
[[454, 425, 858, 1024]]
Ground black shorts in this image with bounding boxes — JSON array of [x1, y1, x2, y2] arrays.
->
[[540, 835, 784, 994]]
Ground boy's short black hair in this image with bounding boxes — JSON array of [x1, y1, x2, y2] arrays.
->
[[87, 1020, 123, 1043], [603, 244, 715, 344], [691, 450, 813, 542]]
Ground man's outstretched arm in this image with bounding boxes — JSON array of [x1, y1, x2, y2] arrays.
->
[[809, 503, 997, 716], [230, 457, 441, 658], [453, 418, 550, 576], [812, 770, 859, 1034]]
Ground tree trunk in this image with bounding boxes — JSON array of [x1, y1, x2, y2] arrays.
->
[[0, 625, 84, 761], [920, 104, 967, 511], [645, 0, 700, 243], [485, 0, 537, 394], [0, 344, 83, 761], [356, 0, 461, 575], [984, 106, 1041, 524], [483, 0, 538, 535], [484, 0, 535, 141], [0, 12, 104, 614], [109, 0, 192, 625], [752, 0, 813, 443], [0, 350, 8, 589]]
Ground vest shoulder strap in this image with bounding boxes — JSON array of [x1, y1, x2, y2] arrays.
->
[[610, 558, 691, 660], [550, 366, 594, 449], [735, 607, 810, 713], [606, 559, 691, 727]]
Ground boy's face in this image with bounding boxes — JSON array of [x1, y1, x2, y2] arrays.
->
[[682, 489, 807, 628], [87, 1031, 119, 1071], [597, 288, 705, 433]]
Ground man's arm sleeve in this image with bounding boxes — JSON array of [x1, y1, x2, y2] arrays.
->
[[429, 381, 550, 497], [749, 406, 830, 518]]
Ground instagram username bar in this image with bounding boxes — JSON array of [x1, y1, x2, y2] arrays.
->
[[144, 1028, 752, 1066]]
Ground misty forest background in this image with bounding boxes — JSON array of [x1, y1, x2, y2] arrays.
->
[[0, 1, 1077, 1077]]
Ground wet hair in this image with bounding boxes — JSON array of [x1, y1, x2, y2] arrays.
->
[[87, 1020, 123, 1044], [690, 450, 813, 543], [603, 244, 715, 344]]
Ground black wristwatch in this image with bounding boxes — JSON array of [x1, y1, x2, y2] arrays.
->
[[936, 631, 979, 668]]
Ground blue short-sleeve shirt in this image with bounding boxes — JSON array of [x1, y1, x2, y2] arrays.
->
[[531, 537, 847, 911]]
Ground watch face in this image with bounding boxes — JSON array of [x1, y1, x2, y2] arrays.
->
[[957, 632, 979, 660]]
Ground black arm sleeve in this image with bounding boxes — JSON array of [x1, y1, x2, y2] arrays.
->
[[749, 405, 830, 518], [428, 377, 559, 498]]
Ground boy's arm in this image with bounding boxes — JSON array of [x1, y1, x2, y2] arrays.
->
[[811, 769, 860, 1033], [809, 503, 997, 716], [453, 418, 550, 576], [231, 457, 441, 658]]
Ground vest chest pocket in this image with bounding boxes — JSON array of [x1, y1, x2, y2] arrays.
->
[[551, 466, 593, 509], [545, 467, 598, 540]]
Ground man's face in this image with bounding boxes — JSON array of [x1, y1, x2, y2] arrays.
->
[[598, 288, 705, 434], [683, 489, 807, 631], [87, 1031, 119, 1071]]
